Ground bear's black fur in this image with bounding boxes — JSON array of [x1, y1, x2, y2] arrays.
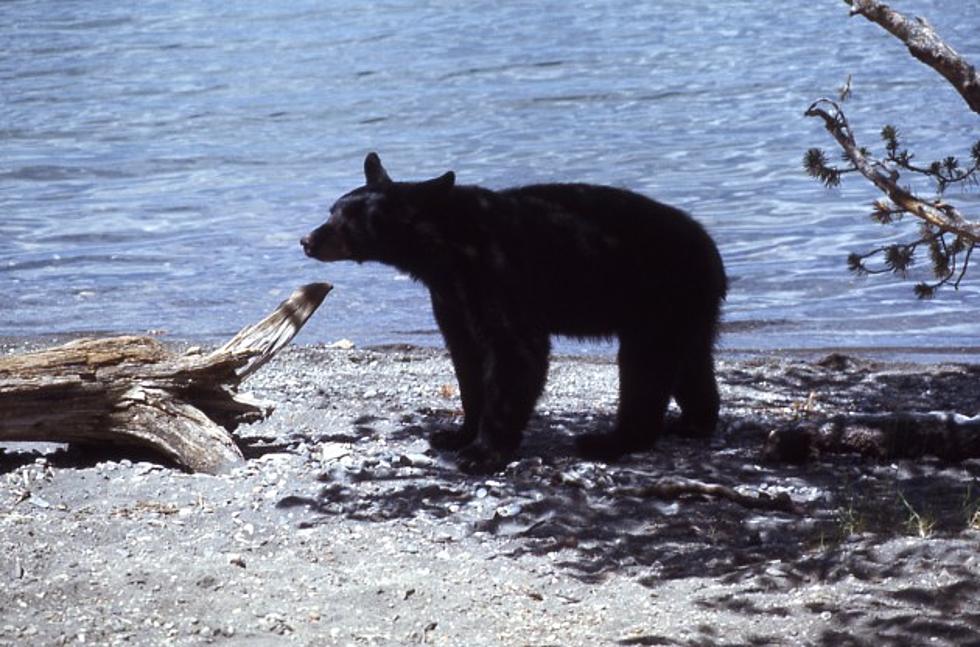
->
[[302, 153, 727, 473]]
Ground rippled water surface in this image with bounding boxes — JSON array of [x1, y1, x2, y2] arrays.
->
[[3, 1, 979, 358]]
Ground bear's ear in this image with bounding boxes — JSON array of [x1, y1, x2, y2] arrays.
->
[[424, 171, 455, 192], [364, 152, 391, 186]]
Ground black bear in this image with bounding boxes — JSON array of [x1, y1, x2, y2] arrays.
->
[[301, 153, 726, 473]]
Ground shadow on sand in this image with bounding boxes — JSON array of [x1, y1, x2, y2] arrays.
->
[[277, 402, 980, 646]]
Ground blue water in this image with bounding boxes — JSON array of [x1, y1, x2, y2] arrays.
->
[[3, 1, 979, 358]]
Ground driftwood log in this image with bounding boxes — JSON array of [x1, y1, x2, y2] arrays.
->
[[765, 411, 980, 464], [0, 283, 331, 474]]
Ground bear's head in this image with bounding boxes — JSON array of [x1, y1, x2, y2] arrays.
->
[[301, 153, 455, 267]]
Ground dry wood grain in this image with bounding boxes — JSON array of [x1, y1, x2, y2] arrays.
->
[[0, 283, 332, 473]]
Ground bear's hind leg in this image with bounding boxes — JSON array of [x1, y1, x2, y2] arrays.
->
[[670, 342, 720, 438], [577, 333, 675, 462]]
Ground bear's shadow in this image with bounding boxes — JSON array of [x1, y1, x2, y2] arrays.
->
[[279, 408, 834, 584]]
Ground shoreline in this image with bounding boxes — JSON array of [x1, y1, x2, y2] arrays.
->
[[4, 331, 980, 366]]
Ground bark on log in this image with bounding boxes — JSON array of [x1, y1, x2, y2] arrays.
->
[[0, 283, 332, 474], [765, 411, 980, 464]]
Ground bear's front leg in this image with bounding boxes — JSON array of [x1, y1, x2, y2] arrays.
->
[[455, 329, 550, 474], [427, 290, 484, 451]]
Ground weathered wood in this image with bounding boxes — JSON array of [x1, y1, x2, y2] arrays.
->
[[210, 282, 333, 380], [846, 0, 980, 114], [765, 411, 980, 464], [616, 478, 805, 515], [0, 283, 332, 473], [805, 3, 980, 256]]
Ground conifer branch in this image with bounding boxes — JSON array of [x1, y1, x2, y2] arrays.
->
[[809, 2, 980, 296], [805, 99, 980, 243], [805, 99, 980, 297]]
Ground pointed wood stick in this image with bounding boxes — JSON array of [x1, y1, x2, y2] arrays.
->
[[210, 282, 333, 379], [616, 477, 805, 515]]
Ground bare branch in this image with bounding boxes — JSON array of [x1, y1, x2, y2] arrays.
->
[[615, 477, 805, 515], [845, 0, 980, 114]]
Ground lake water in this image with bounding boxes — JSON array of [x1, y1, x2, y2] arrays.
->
[[3, 0, 979, 360]]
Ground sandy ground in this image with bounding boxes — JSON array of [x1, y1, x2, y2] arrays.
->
[[2, 342, 980, 646]]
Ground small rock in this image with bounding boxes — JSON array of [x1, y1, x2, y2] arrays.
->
[[320, 444, 351, 462], [398, 453, 434, 468], [494, 503, 522, 518], [27, 495, 51, 509], [227, 553, 246, 568]]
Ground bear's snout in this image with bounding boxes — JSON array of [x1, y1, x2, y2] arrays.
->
[[301, 225, 352, 262], [300, 233, 315, 257]]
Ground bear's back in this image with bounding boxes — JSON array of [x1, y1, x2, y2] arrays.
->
[[443, 182, 726, 338]]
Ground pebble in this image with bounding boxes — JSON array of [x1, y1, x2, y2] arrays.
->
[[398, 453, 434, 468], [320, 443, 351, 462]]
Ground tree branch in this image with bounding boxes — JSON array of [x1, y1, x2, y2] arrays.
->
[[805, 99, 980, 244], [845, 0, 980, 114], [616, 478, 805, 515]]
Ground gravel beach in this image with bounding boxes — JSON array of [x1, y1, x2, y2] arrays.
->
[[2, 342, 980, 646]]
